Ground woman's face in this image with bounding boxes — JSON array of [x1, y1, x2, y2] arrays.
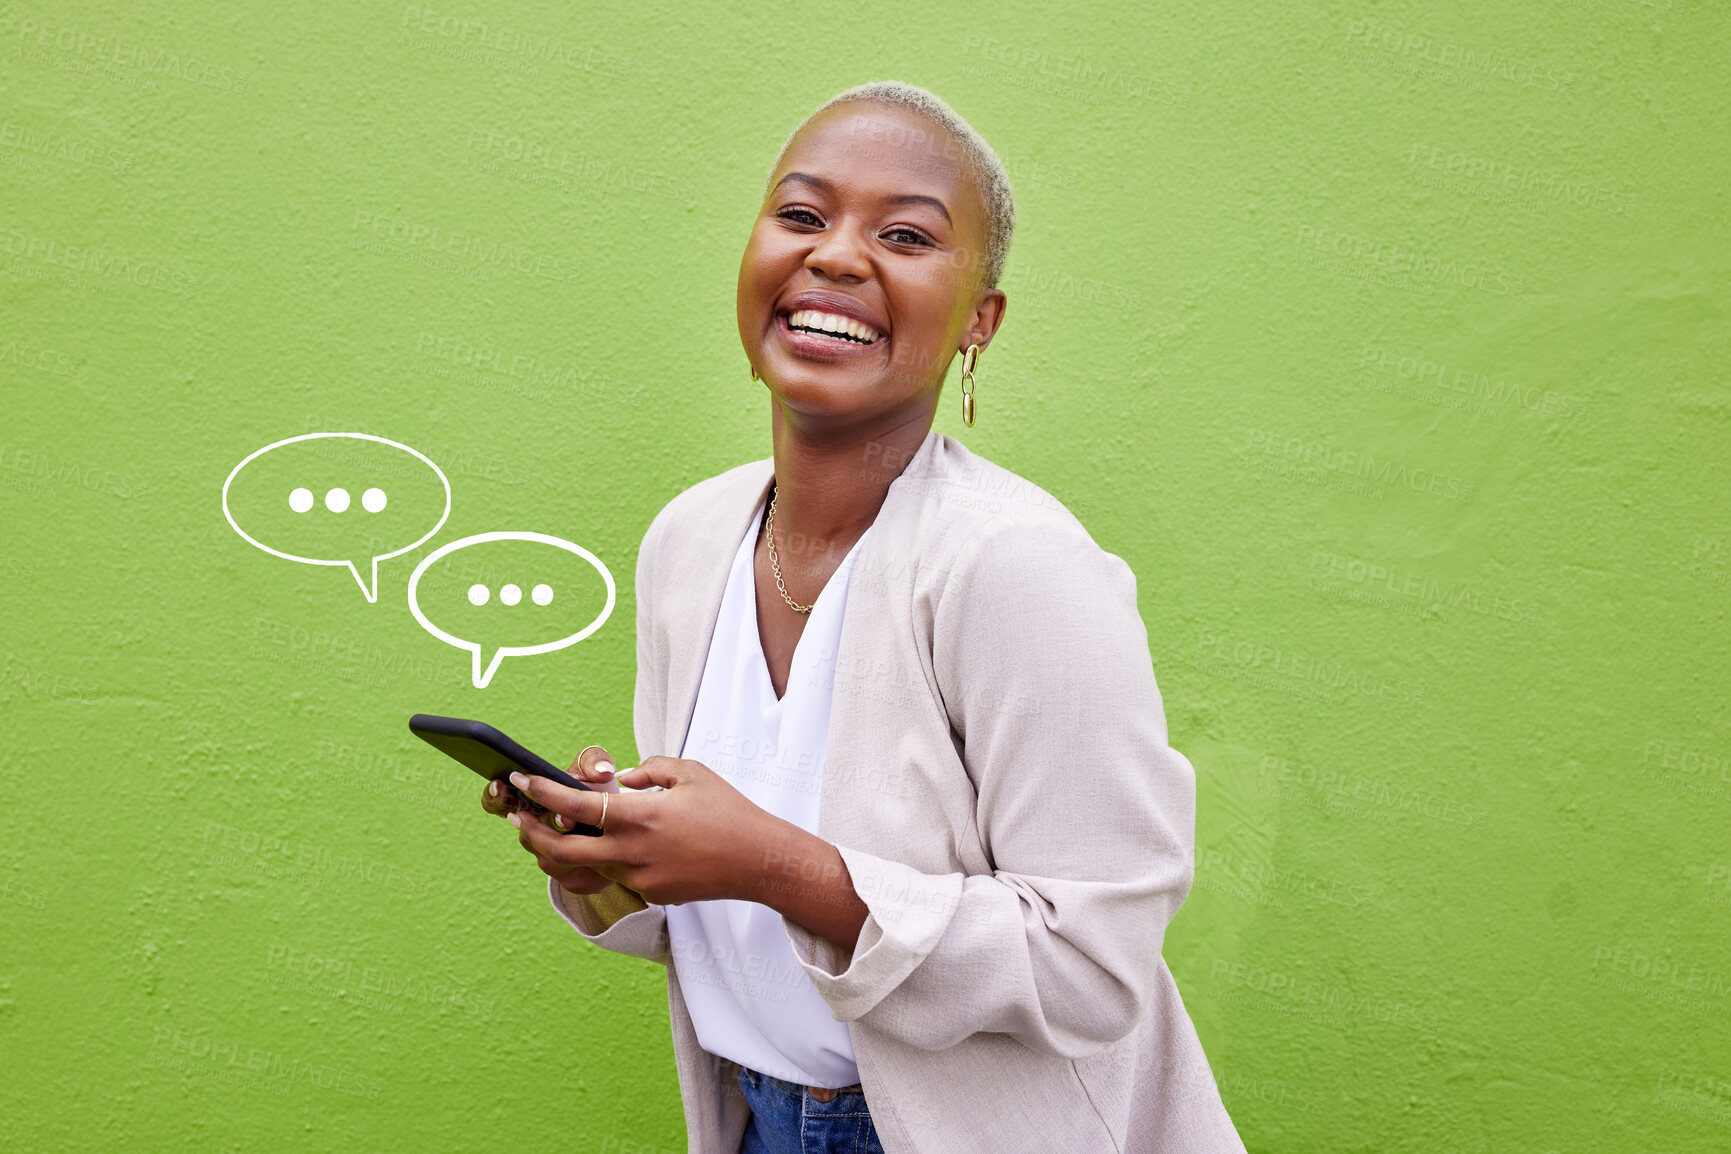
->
[[737, 101, 1006, 432]]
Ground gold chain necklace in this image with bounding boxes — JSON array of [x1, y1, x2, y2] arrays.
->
[[765, 486, 814, 614]]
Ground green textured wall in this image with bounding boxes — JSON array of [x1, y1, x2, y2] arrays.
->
[[2, 1, 1726, 1150]]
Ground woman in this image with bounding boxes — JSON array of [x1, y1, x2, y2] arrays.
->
[[484, 81, 1246, 1154]]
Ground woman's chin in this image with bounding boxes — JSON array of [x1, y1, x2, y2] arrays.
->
[[767, 375, 889, 422]]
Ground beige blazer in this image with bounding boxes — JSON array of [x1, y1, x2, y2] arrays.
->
[[548, 429, 1246, 1153]]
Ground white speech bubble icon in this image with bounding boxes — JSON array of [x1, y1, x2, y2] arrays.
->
[[407, 531, 616, 688], [222, 433, 452, 603]]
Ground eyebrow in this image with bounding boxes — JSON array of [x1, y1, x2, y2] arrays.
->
[[773, 171, 953, 227]]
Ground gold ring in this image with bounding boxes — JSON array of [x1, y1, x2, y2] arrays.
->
[[578, 744, 607, 769], [598, 791, 610, 835]]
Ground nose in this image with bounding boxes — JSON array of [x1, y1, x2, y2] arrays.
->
[[803, 218, 871, 282]]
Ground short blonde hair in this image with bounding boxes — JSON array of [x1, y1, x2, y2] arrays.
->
[[767, 80, 1017, 289]]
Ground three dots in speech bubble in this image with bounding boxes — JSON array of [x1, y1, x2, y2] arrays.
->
[[468, 582, 554, 607], [288, 485, 389, 514]]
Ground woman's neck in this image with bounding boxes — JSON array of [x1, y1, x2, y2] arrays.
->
[[766, 403, 933, 556]]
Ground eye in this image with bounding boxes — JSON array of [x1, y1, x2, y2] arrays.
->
[[776, 206, 823, 227], [883, 225, 934, 247]]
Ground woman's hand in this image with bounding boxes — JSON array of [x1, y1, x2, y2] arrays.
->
[[504, 753, 791, 906], [481, 744, 621, 897]]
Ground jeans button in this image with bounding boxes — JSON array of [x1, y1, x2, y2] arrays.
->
[[808, 1085, 838, 1103]]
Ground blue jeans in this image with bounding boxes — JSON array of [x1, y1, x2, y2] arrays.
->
[[736, 1065, 884, 1154]]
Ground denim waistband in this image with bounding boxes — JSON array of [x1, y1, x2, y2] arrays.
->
[[741, 1066, 865, 1097]]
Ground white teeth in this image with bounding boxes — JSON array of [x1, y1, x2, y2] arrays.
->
[[788, 309, 880, 343]]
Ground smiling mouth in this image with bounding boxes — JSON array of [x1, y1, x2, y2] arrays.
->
[[783, 308, 884, 346]]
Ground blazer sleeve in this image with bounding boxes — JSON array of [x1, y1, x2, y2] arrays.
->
[[543, 501, 671, 963], [782, 517, 1196, 1059]]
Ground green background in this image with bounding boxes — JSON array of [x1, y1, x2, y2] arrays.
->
[[3, 1, 1727, 1150]]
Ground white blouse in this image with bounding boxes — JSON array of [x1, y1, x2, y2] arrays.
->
[[663, 495, 870, 1088]]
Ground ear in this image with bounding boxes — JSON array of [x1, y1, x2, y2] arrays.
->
[[964, 287, 1008, 353]]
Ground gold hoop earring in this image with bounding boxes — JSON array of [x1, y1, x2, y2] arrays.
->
[[749, 363, 760, 382], [960, 344, 980, 427]]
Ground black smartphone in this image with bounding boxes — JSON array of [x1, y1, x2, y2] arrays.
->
[[408, 714, 603, 837]]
